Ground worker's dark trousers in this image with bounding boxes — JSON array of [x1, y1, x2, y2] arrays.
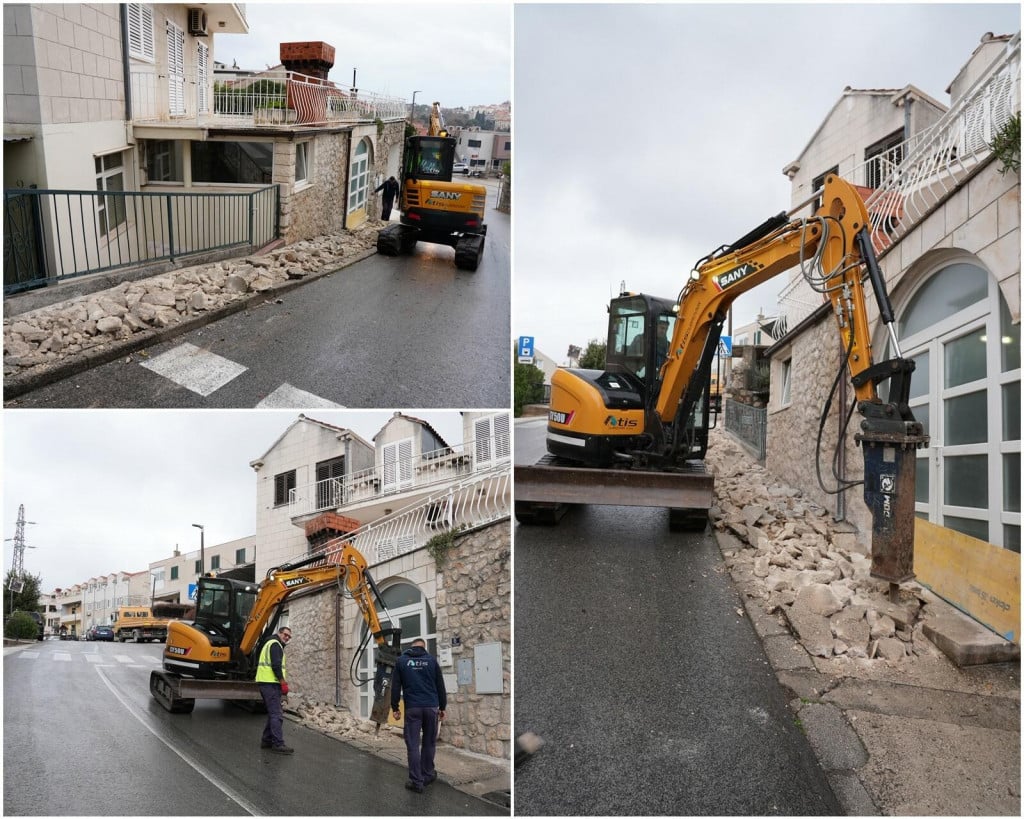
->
[[259, 683, 285, 747], [402, 706, 439, 786], [381, 200, 394, 220]]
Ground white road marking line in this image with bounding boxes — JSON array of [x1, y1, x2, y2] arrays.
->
[[13, 651, 39, 659], [84, 655, 106, 663], [140, 342, 248, 396], [256, 383, 344, 408], [115, 655, 135, 663], [54, 652, 71, 662], [95, 666, 260, 816]]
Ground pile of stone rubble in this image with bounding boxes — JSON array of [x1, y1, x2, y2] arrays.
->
[[3, 223, 381, 379], [704, 426, 938, 666]]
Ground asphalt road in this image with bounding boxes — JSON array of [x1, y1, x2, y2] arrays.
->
[[513, 419, 840, 815], [2, 640, 502, 816], [8, 207, 509, 409]]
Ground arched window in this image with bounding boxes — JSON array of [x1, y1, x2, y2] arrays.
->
[[356, 580, 437, 718], [897, 258, 1020, 551], [347, 138, 371, 217]]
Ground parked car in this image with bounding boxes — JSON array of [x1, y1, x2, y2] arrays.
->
[[84, 625, 97, 641], [452, 162, 469, 175], [92, 625, 115, 642]]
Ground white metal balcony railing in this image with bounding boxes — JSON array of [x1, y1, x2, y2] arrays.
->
[[776, 32, 1020, 334], [286, 464, 511, 569], [131, 69, 407, 127], [288, 436, 510, 518]]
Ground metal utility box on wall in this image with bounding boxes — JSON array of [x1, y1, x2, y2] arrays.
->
[[473, 642, 503, 694]]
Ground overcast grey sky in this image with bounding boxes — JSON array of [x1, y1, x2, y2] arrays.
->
[[513, 3, 1021, 364], [213, 2, 511, 108], [2, 410, 468, 591]]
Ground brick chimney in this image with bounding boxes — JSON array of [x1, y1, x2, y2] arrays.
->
[[279, 41, 335, 80]]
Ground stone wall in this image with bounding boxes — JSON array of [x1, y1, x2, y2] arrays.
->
[[435, 523, 511, 759], [276, 132, 350, 243], [277, 519, 511, 761]]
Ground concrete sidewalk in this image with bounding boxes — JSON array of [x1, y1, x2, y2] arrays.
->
[[706, 426, 1020, 816], [284, 704, 510, 810]]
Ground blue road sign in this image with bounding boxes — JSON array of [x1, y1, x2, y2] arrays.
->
[[188, 583, 198, 601], [719, 335, 733, 357], [518, 335, 535, 358]]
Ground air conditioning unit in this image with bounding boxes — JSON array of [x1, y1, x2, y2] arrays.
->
[[187, 8, 208, 36]]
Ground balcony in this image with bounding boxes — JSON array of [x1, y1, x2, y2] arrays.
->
[[131, 69, 407, 131], [288, 436, 510, 525], [777, 33, 1020, 335]]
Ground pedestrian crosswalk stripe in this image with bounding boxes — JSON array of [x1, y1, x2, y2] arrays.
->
[[140, 342, 248, 396], [54, 652, 71, 662], [256, 383, 345, 409], [116, 655, 135, 663]]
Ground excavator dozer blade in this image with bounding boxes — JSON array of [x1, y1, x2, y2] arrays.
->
[[515, 458, 714, 526]]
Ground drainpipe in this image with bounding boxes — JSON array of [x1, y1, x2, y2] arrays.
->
[[119, 5, 132, 121]]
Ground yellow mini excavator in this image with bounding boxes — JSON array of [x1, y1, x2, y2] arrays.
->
[[150, 539, 401, 726], [377, 101, 488, 270], [516, 175, 928, 586]]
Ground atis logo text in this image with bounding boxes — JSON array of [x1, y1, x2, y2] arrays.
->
[[605, 415, 639, 429]]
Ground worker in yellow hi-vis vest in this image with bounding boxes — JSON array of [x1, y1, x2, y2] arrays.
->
[[256, 626, 293, 754]]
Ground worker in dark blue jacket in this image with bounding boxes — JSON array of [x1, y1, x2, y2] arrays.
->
[[391, 638, 447, 792]]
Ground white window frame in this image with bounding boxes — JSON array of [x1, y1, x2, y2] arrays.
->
[[381, 438, 414, 493], [95, 150, 128, 236], [196, 41, 209, 114], [166, 20, 185, 117], [474, 413, 511, 470], [780, 358, 793, 406], [295, 140, 313, 188], [898, 260, 1020, 548], [127, 3, 155, 62], [347, 138, 370, 214]]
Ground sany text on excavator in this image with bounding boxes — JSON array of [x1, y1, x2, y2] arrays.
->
[[150, 539, 401, 727], [377, 101, 488, 271], [516, 175, 928, 587]]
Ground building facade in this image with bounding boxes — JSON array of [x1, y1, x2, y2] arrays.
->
[[765, 33, 1020, 557]]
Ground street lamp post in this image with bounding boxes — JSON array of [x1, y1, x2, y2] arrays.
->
[[410, 90, 422, 129], [191, 524, 205, 576]]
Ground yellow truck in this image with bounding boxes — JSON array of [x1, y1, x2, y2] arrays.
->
[[111, 605, 170, 643]]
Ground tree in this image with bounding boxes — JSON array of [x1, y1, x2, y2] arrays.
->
[[4, 611, 38, 640], [3, 569, 42, 621], [514, 361, 546, 416], [578, 339, 606, 369]]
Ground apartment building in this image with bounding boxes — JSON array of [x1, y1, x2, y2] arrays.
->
[[453, 126, 511, 174], [763, 33, 1020, 563], [250, 410, 512, 757], [3, 3, 406, 296]]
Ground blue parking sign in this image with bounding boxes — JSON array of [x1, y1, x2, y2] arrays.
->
[[518, 336, 535, 358]]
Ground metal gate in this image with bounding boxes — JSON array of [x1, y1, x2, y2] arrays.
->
[[3, 191, 47, 293]]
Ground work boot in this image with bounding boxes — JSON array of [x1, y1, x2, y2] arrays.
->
[[260, 742, 272, 749], [270, 745, 295, 754], [405, 781, 424, 793], [424, 774, 437, 786]]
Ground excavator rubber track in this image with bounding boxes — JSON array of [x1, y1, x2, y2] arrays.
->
[[454, 233, 485, 271], [514, 455, 715, 530]]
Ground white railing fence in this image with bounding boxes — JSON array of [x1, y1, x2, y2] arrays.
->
[[285, 465, 511, 568], [777, 32, 1020, 334], [131, 69, 407, 126], [288, 434, 510, 517]]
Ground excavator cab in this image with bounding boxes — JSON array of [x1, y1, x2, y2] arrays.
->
[[163, 576, 259, 679], [404, 135, 458, 182]]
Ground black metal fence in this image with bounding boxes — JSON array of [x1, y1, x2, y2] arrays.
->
[[724, 399, 767, 460], [3, 185, 279, 295]]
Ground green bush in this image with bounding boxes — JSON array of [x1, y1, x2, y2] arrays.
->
[[5, 611, 39, 640]]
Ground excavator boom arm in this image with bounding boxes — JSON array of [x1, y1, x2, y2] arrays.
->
[[656, 175, 883, 421]]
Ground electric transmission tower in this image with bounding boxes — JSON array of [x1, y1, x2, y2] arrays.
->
[[9, 504, 35, 577]]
